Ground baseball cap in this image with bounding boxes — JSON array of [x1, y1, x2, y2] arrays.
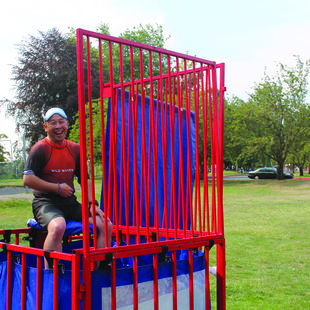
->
[[44, 107, 67, 121]]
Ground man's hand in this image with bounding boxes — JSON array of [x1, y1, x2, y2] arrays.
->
[[58, 183, 74, 198], [89, 203, 110, 223]]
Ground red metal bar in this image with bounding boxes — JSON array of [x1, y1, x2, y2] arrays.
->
[[130, 49, 140, 244], [208, 67, 217, 233], [177, 60, 188, 238], [36, 256, 42, 310], [71, 254, 80, 310], [76, 29, 92, 309], [148, 50, 157, 238], [153, 253, 159, 310], [0, 228, 31, 235], [15, 233, 19, 245], [111, 259, 117, 310], [77, 29, 216, 65], [21, 253, 27, 310], [120, 91, 128, 235], [158, 54, 168, 238], [217, 63, 226, 236], [167, 56, 177, 237], [117, 43, 127, 247], [133, 256, 138, 310], [217, 240, 226, 309], [6, 250, 12, 310], [125, 84, 132, 243], [188, 249, 194, 310], [211, 64, 221, 235], [176, 58, 185, 235], [154, 83, 160, 240], [202, 66, 210, 233], [53, 259, 59, 310], [195, 65, 202, 234], [205, 246, 210, 310], [98, 38, 109, 250], [87, 36, 98, 249], [107, 41, 115, 225], [186, 71, 193, 236], [172, 250, 178, 310]]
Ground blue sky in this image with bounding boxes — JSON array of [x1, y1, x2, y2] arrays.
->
[[1, 0, 310, 150]]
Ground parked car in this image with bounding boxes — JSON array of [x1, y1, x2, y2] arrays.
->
[[247, 167, 294, 179]]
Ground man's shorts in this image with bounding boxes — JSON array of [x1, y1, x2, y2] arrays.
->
[[32, 196, 86, 228]]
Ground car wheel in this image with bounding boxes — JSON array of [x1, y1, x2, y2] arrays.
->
[[255, 175, 259, 180]]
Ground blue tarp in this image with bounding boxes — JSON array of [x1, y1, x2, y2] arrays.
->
[[102, 89, 196, 230]]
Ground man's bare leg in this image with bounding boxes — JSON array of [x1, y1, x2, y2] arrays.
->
[[89, 215, 113, 269], [43, 217, 66, 269]]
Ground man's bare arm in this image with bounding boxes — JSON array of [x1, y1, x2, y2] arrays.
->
[[23, 174, 73, 198]]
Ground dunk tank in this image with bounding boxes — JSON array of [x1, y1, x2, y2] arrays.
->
[[0, 28, 226, 309]]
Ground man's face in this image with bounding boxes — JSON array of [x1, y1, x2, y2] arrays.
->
[[44, 114, 68, 145]]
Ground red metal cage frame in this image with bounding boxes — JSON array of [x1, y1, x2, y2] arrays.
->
[[76, 29, 226, 309]]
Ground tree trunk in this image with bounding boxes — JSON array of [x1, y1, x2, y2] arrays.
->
[[277, 162, 285, 180], [299, 166, 304, 176]]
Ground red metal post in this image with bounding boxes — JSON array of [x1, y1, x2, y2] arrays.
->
[[76, 29, 92, 309], [36, 256, 42, 310], [153, 253, 159, 310], [21, 253, 27, 310], [71, 254, 80, 310], [6, 250, 12, 310], [172, 250, 178, 310]]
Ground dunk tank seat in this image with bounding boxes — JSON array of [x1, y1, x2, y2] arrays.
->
[[27, 218, 94, 248]]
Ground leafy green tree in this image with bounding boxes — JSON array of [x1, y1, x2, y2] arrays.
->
[[287, 136, 310, 176], [224, 97, 248, 170], [1, 24, 169, 150], [68, 24, 169, 162], [1, 28, 101, 147], [0, 134, 9, 162], [248, 56, 310, 179]]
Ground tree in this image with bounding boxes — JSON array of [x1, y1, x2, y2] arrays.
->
[[224, 97, 255, 170], [1, 25, 168, 149], [287, 135, 310, 176], [0, 134, 9, 162], [68, 24, 170, 161], [1, 28, 102, 147], [248, 56, 310, 179], [1, 29, 78, 146]]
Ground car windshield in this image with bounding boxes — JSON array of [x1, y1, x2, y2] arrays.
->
[[254, 167, 276, 172]]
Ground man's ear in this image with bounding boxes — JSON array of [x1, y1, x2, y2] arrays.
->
[[43, 122, 47, 132]]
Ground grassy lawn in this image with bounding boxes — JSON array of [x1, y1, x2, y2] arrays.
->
[[0, 178, 25, 187], [216, 179, 310, 309], [0, 179, 309, 309]]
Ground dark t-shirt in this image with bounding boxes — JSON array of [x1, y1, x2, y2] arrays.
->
[[24, 137, 81, 202]]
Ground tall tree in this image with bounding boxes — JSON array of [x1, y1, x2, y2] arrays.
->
[[248, 56, 310, 179], [0, 134, 9, 162], [68, 24, 170, 162], [1, 29, 78, 146], [2, 25, 168, 148]]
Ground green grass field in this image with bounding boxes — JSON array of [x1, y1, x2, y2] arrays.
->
[[217, 179, 310, 309], [0, 179, 309, 309]]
